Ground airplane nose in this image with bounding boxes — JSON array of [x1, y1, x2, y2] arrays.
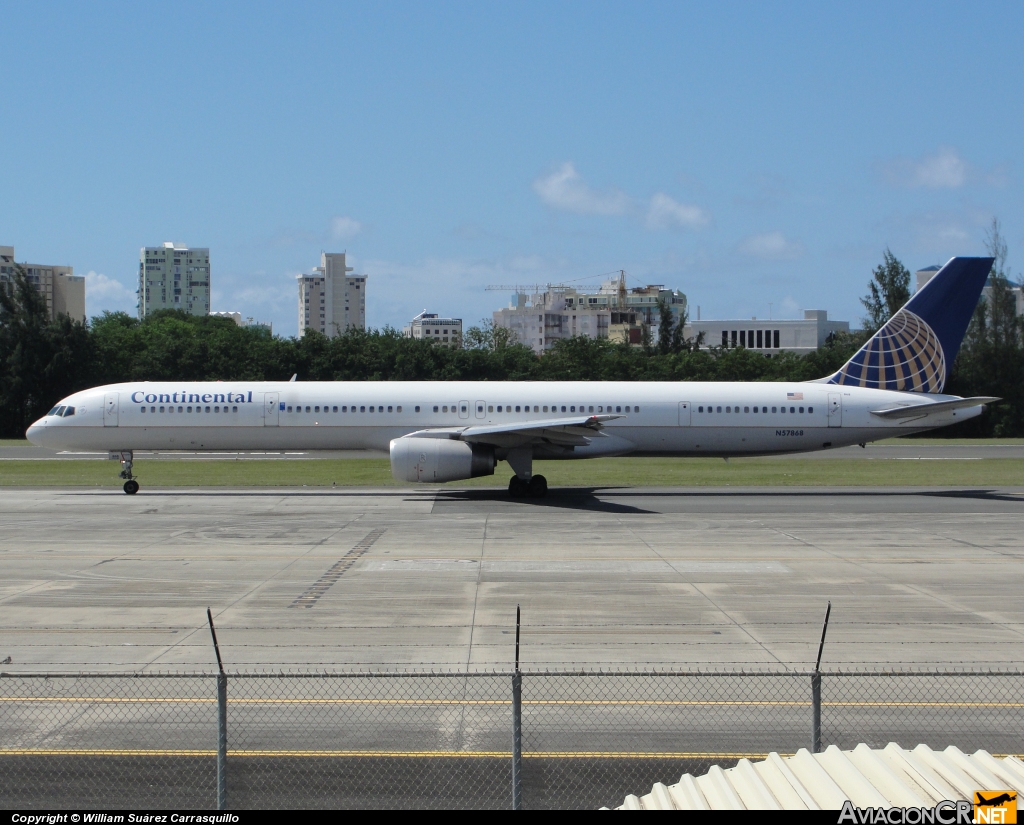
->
[[26, 421, 47, 446]]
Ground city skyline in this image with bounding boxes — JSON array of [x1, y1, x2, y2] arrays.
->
[[2, 2, 1020, 336]]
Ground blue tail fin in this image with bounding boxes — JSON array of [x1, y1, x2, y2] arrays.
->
[[824, 256, 993, 393]]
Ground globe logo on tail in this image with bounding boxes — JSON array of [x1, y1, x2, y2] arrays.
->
[[828, 309, 946, 393]]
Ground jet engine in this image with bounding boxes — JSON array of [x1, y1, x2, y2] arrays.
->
[[390, 437, 496, 483]]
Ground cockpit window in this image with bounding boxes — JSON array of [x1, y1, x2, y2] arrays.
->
[[48, 407, 61, 416], [54, 406, 66, 417], [62, 406, 75, 417]]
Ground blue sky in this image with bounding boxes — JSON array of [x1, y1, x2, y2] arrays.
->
[[2, 1, 1021, 336]]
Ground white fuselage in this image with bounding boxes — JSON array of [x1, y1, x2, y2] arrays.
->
[[27, 380, 980, 459]]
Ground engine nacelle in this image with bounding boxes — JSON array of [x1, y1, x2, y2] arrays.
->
[[390, 437, 496, 483]]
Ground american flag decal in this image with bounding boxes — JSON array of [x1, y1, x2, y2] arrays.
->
[[787, 392, 804, 400]]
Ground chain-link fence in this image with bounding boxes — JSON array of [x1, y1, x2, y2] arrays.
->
[[1, 669, 1021, 809]]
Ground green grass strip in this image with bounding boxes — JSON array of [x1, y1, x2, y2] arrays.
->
[[2, 457, 1024, 488]]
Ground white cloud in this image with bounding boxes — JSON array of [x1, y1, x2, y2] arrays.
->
[[875, 210, 977, 254], [909, 146, 967, 188], [646, 192, 711, 230], [84, 271, 131, 301], [84, 271, 135, 315], [738, 231, 804, 260], [532, 163, 712, 232], [532, 162, 631, 215], [330, 215, 363, 240], [877, 146, 1005, 189]]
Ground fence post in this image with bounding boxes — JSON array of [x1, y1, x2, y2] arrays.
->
[[207, 608, 228, 811], [217, 673, 227, 810], [811, 671, 822, 754], [512, 604, 523, 811], [811, 601, 831, 754]]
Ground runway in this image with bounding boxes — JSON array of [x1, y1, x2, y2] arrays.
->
[[1, 485, 1023, 670], [3, 484, 1023, 808]]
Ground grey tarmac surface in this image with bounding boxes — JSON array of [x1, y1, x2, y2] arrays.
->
[[3, 485, 1023, 809], [3, 441, 1024, 460], [1, 484, 1023, 670]]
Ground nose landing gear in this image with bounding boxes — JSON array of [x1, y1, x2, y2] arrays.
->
[[115, 450, 139, 494]]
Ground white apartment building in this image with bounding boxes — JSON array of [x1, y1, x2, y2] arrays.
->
[[917, 265, 1024, 317], [209, 311, 273, 334], [0, 245, 86, 323], [297, 252, 366, 337], [492, 277, 688, 354], [209, 311, 243, 325], [403, 311, 463, 347], [139, 242, 210, 318], [686, 309, 850, 356]]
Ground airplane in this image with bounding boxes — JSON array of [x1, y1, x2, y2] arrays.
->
[[27, 256, 999, 498], [976, 793, 1016, 808]]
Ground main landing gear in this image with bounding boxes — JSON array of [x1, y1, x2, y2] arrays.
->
[[505, 446, 546, 498], [117, 450, 139, 495], [508, 474, 548, 499]]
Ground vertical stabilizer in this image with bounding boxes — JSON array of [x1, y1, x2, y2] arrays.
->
[[824, 256, 993, 393]]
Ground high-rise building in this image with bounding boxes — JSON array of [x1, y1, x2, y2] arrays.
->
[[0, 245, 86, 323], [297, 252, 367, 337], [139, 242, 210, 318]]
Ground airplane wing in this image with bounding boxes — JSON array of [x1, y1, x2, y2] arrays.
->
[[869, 396, 1000, 419], [401, 414, 624, 448]]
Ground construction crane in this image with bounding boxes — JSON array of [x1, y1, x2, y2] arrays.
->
[[486, 271, 631, 301], [487, 272, 630, 294], [484, 283, 604, 293]]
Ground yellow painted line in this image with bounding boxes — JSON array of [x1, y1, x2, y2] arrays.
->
[[819, 704, 1024, 712], [0, 748, 768, 759], [3, 697, 1023, 709], [2, 749, 221, 757]]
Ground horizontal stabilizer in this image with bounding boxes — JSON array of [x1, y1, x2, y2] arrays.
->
[[869, 396, 1000, 419]]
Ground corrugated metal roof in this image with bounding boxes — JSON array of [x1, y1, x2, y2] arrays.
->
[[613, 745, 1024, 810]]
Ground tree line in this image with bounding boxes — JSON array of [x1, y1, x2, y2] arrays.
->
[[1, 228, 1021, 438]]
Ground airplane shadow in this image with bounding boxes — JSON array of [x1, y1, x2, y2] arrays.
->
[[432, 485, 1024, 512], [562, 487, 1024, 503], [431, 487, 655, 514], [920, 488, 1024, 503]]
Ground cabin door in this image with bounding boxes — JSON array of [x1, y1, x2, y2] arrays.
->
[[678, 401, 691, 426], [264, 392, 280, 426], [103, 393, 119, 427], [827, 393, 842, 427]]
